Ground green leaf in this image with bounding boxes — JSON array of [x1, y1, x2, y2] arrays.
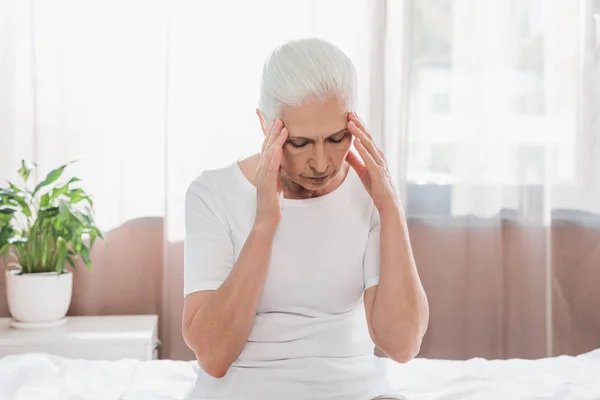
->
[[0, 218, 12, 231], [0, 188, 16, 198], [59, 200, 81, 223], [38, 206, 60, 218], [51, 184, 70, 201], [80, 244, 92, 270], [40, 192, 50, 208], [33, 166, 65, 195], [0, 205, 17, 215], [94, 225, 103, 238], [33, 161, 76, 196], [0, 189, 31, 217], [87, 226, 103, 249], [51, 177, 81, 203], [0, 243, 10, 260], [0, 189, 16, 201], [18, 160, 36, 182], [55, 237, 68, 274], [0, 224, 15, 251], [8, 182, 23, 194], [67, 188, 91, 205]]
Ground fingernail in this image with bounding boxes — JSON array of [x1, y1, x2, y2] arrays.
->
[[351, 112, 357, 118], [349, 121, 356, 127]]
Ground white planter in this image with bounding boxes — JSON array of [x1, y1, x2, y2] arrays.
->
[[5, 270, 73, 323]]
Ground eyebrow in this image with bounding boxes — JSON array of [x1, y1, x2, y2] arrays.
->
[[288, 128, 349, 141]]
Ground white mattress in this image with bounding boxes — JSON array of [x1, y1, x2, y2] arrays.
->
[[1, 350, 599, 400]]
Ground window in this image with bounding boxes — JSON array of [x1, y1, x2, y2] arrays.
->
[[405, 0, 581, 186]]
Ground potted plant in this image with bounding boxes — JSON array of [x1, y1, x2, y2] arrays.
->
[[0, 160, 103, 328]]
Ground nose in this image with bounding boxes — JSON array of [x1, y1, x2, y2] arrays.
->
[[310, 143, 329, 175]]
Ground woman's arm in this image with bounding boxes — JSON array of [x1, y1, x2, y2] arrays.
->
[[364, 205, 429, 363], [182, 224, 276, 378], [345, 112, 429, 363], [183, 120, 287, 378]]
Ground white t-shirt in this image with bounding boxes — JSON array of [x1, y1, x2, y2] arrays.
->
[[184, 161, 395, 400]]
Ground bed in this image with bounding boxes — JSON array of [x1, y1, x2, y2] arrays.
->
[[1, 349, 599, 400]]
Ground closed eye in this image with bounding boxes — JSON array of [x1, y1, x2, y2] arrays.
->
[[287, 140, 310, 148], [328, 132, 348, 144]]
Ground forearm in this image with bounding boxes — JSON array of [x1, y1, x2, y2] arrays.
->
[[371, 204, 429, 360], [187, 224, 275, 375]]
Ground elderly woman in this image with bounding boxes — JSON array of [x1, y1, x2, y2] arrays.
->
[[182, 38, 429, 400]]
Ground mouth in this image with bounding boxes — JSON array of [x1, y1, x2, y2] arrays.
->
[[305, 174, 331, 184]]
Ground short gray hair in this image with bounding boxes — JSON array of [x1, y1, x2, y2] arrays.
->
[[257, 38, 357, 126]]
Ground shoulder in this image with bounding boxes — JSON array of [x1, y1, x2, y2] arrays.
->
[[186, 163, 239, 201], [185, 162, 243, 220]]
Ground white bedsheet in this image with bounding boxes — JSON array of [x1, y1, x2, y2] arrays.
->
[[0, 350, 599, 400]]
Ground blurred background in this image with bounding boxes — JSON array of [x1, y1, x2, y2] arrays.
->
[[1, 0, 599, 361]]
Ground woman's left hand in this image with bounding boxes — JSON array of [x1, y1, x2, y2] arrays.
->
[[346, 112, 399, 213]]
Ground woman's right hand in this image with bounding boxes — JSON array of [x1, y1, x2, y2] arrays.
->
[[254, 119, 288, 233]]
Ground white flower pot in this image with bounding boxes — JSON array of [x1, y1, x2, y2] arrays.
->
[[5, 270, 73, 323]]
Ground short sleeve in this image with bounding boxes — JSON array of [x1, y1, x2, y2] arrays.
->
[[363, 207, 381, 290], [183, 174, 235, 297]]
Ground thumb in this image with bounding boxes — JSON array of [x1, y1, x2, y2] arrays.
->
[[346, 151, 369, 188], [276, 167, 283, 194], [346, 150, 365, 173]]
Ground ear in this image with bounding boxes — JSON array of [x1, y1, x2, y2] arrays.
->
[[256, 109, 268, 136]]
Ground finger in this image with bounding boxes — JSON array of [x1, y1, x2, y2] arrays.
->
[[348, 121, 385, 165], [354, 138, 379, 172], [269, 127, 288, 150], [261, 120, 275, 152], [348, 112, 372, 140], [345, 149, 365, 173], [276, 167, 283, 194], [266, 120, 284, 149], [346, 150, 370, 188], [267, 146, 282, 181], [262, 120, 276, 152], [261, 128, 287, 179], [348, 113, 386, 160], [262, 120, 283, 152], [258, 145, 277, 179]]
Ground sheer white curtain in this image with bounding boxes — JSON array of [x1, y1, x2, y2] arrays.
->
[[399, 0, 600, 360], [403, 0, 599, 218], [1, 0, 599, 360]]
